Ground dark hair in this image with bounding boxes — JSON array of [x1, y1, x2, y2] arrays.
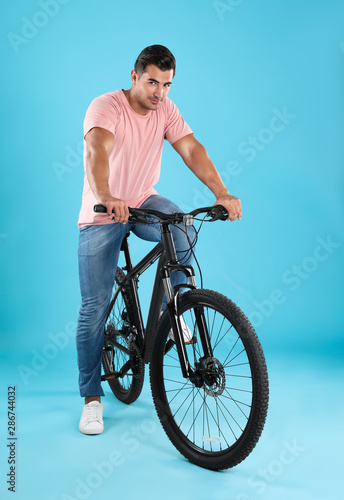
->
[[134, 45, 176, 77]]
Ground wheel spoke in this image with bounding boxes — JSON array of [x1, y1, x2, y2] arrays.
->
[[224, 347, 247, 367], [165, 353, 179, 363], [204, 392, 213, 452], [201, 395, 232, 446], [222, 336, 240, 367], [213, 319, 232, 351], [182, 387, 205, 440], [165, 386, 194, 393], [210, 310, 217, 340], [217, 395, 245, 433], [167, 380, 192, 405], [174, 389, 197, 425], [221, 391, 252, 409]]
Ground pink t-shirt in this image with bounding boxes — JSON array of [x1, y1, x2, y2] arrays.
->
[[78, 90, 192, 227]]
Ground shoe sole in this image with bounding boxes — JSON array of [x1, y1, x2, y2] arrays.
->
[[79, 426, 104, 435]]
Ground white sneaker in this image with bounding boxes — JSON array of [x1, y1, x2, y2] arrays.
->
[[169, 316, 194, 345], [79, 401, 104, 435]]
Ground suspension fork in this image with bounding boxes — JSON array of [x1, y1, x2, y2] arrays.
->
[[165, 282, 194, 380], [194, 306, 214, 360], [161, 267, 213, 379], [160, 222, 213, 380]]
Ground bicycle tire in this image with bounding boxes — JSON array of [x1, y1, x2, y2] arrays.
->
[[149, 289, 269, 470], [102, 268, 144, 404]]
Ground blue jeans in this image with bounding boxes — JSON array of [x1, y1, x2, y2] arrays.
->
[[76, 195, 196, 397]]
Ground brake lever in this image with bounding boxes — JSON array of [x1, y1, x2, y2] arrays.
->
[[128, 213, 148, 224]]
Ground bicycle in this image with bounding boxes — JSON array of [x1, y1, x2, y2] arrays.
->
[[93, 203, 269, 471]]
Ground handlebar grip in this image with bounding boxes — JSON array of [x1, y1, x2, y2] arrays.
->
[[93, 204, 147, 223], [94, 204, 107, 213]]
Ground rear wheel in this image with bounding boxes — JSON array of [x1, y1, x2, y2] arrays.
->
[[150, 289, 269, 470], [102, 268, 144, 404]]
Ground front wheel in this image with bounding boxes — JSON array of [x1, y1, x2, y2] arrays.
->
[[149, 289, 269, 470]]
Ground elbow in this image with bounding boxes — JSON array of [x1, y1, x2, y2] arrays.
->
[[85, 143, 107, 165], [186, 143, 208, 168]]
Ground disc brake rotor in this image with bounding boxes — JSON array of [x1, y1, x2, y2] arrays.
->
[[201, 357, 226, 397]]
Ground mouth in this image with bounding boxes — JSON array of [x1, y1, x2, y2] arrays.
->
[[149, 98, 161, 105]]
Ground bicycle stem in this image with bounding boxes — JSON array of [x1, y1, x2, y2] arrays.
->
[[160, 223, 178, 264]]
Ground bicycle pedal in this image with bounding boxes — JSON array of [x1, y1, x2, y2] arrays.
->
[[185, 336, 197, 345], [101, 372, 119, 381], [170, 335, 197, 346]]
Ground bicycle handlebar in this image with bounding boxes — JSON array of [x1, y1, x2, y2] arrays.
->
[[93, 204, 228, 224]]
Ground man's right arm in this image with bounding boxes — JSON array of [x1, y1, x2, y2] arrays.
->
[[85, 127, 129, 223]]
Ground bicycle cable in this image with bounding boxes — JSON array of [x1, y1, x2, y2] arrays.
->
[[130, 211, 213, 290], [170, 213, 208, 289]]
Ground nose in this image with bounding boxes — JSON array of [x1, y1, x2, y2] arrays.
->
[[154, 85, 164, 99]]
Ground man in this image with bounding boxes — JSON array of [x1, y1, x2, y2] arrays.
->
[[77, 44, 242, 435]]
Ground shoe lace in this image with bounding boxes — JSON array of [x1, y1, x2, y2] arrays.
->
[[85, 404, 102, 423]]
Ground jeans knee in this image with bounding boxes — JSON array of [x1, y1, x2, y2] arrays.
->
[[78, 291, 111, 334]]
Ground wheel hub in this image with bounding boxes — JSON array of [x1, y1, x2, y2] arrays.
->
[[196, 357, 226, 397]]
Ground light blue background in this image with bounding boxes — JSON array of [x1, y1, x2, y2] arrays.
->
[[1, 1, 343, 499]]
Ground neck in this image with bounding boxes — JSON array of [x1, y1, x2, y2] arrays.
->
[[122, 88, 150, 116]]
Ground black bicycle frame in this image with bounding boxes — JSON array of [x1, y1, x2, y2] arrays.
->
[[118, 234, 165, 363], [110, 221, 213, 381]]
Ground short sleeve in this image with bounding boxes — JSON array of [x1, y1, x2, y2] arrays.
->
[[164, 99, 193, 145], [83, 93, 120, 138]]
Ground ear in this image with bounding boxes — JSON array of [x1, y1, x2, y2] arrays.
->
[[131, 69, 138, 85]]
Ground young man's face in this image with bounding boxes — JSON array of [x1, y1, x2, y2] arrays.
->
[[131, 64, 173, 114]]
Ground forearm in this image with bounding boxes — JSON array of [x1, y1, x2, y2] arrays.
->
[[185, 143, 229, 199], [182, 139, 241, 221], [84, 127, 128, 223], [85, 148, 111, 203]]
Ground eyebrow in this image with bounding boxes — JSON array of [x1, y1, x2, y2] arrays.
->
[[147, 78, 172, 85]]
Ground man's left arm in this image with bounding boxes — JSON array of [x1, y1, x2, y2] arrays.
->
[[172, 134, 242, 221]]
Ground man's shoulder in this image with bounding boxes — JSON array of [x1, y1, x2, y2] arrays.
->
[[161, 96, 175, 109], [85, 90, 124, 122], [89, 90, 123, 106], [160, 96, 179, 115]]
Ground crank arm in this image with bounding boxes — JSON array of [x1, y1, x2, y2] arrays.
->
[[104, 338, 130, 356], [101, 359, 133, 381]]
